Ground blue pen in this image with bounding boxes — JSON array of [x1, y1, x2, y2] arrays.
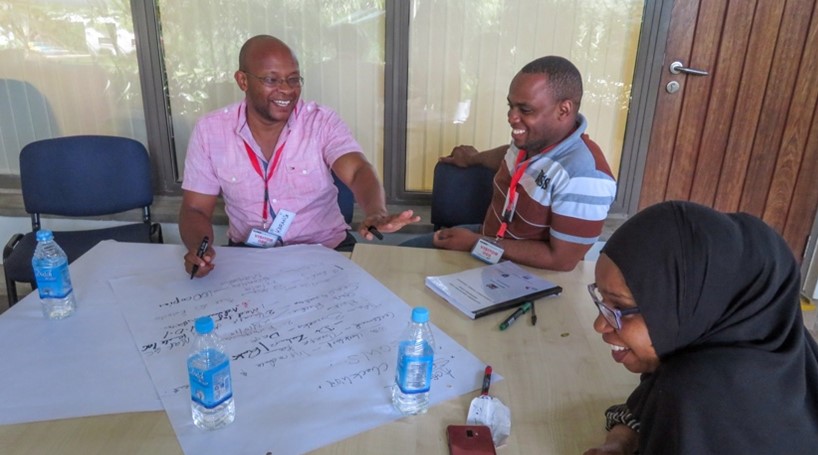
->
[[499, 301, 532, 331]]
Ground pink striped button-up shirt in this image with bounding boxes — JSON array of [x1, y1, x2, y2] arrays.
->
[[182, 99, 361, 247]]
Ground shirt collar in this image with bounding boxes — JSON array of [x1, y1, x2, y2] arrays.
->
[[235, 99, 303, 153]]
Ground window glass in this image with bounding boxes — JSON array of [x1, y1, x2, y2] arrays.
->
[[0, 1, 641, 198], [406, 0, 644, 191], [158, 0, 385, 180], [0, 1, 146, 174]]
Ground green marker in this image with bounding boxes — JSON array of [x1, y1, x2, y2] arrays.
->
[[499, 301, 532, 331]]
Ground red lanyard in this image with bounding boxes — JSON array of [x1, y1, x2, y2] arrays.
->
[[495, 144, 557, 239], [243, 140, 286, 227]]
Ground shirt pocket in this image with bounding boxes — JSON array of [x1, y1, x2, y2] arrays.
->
[[214, 165, 262, 206], [281, 159, 326, 194]]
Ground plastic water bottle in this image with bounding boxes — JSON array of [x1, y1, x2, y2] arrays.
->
[[188, 316, 235, 430], [31, 230, 76, 319], [392, 306, 436, 415]]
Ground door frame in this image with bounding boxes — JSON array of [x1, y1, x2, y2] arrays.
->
[[802, 211, 818, 294], [613, 0, 675, 215]]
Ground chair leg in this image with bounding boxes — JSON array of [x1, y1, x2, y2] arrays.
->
[[4, 267, 19, 307], [3, 232, 24, 307]]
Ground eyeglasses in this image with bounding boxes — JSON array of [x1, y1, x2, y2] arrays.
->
[[241, 71, 304, 89], [587, 283, 640, 331]]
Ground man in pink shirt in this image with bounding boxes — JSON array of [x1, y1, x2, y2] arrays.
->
[[181, 35, 418, 278]]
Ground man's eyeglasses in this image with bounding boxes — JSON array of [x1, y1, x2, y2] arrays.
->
[[587, 283, 640, 331], [241, 71, 304, 89]]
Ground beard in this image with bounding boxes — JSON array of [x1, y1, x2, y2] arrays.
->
[[248, 94, 296, 125], [519, 137, 550, 155]]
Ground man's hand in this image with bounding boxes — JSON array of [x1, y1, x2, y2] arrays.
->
[[359, 210, 421, 240], [432, 227, 482, 251], [179, 189, 218, 278], [184, 246, 216, 278], [438, 145, 479, 167]]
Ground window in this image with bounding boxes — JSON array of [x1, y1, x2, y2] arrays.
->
[[404, 0, 643, 193], [158, 0, 386, 180], [0, 0, 643, 204], [0, 1, 145, 176]]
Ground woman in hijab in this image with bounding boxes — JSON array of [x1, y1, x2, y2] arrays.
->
[[583, 201, 818, 454]]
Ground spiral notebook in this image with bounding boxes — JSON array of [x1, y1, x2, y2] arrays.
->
[[425, 261, 562, 319]]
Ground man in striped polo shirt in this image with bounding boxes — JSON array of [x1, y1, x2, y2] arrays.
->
[[432, 56, 616, 271]]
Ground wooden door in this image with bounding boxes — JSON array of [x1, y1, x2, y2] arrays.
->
[[639, 0, 818, 261]]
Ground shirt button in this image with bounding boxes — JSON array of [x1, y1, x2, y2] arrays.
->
[[272, 199, 277, 203], [231, 176, 237, 182], [302, 170, 307, 174]]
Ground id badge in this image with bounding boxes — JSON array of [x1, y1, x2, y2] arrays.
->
[[268, 209, 296, 238], [471, 238, 504, 264], [246, 228, 279, 248]]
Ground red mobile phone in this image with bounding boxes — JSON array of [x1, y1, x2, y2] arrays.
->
[[447, 424, 497, 455]]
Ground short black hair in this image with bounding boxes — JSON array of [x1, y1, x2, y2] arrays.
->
[[520, 56, 583, 109]]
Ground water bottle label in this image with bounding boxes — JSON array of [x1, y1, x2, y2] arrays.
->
[[34, 262, 74, 299], [189, 358, 233, 409], [395, 342, 433, 394]]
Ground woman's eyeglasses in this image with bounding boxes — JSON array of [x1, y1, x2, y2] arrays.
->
[[587, 283, 640, 331]]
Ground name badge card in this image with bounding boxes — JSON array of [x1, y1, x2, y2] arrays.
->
[[246, 228, 279, 248], [471, 238, 504, 264], [268, 209, 296, 239]]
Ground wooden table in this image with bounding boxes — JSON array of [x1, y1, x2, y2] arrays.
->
[[0, 244, 637, 454]]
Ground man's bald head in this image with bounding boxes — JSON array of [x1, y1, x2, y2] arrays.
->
[[238, 35, 298, 71]]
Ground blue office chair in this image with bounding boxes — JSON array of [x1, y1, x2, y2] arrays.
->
[[3, 135, 163, 306], [430, 162, 496, 230]]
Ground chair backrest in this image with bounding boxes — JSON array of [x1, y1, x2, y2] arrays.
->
[[431, 162, 496, 230], [20, 135, 154, 218], [332, 172, 355, 224]]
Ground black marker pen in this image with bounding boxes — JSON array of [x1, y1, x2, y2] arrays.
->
[[367, 225, 384, 240], [190, 236, 209, 279]]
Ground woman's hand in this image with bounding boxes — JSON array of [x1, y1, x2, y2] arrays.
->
[[583, 425, 638, 455]]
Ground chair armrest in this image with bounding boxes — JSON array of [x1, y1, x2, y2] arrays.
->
[[3, 233, 24, 261]]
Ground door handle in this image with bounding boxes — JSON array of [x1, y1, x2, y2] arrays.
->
[[669, 61, 709, 76]]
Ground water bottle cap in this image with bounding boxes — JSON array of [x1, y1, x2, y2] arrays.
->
[[194, 316, 214, 334], [411, 307, 429, 323], [35, 230, 54, 242]]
